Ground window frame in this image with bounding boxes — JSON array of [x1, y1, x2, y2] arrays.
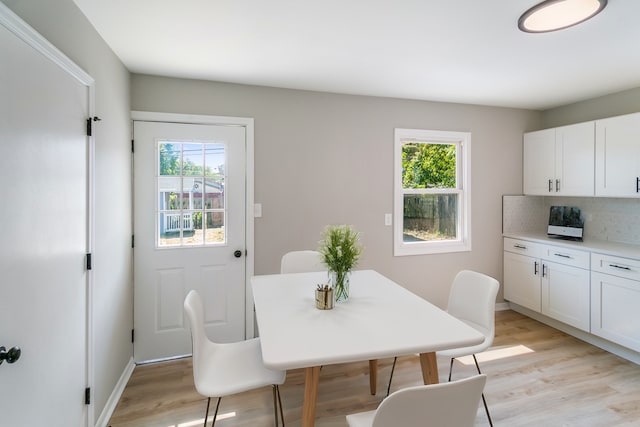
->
[[393, 128, 471, 256]]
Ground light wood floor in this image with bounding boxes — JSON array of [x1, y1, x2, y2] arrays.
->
[[108, 310, 640, 426]]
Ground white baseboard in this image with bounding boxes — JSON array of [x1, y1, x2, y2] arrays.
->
[[95, 357, 135, 427], [495, 302, 511, 311], [508, 303, 640, 366]]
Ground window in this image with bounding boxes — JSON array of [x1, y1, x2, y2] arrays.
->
[[394, 128, 471, 256], [157, 141, 226, 247]]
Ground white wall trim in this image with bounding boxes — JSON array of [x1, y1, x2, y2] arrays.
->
[[95, 357, 135, 427], [0, 2, 93, 85], [130, 111, 256, 339], [495, 302, 510, 311]]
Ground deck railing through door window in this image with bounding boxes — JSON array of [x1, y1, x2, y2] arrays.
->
[[164, 213, 194, 232]]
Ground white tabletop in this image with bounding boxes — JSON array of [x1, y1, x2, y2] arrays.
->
[[252, 269, 484, 371]]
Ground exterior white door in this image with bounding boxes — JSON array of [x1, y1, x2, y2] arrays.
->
[[133, 120, 247, 362], [0, 8, 91, 426]]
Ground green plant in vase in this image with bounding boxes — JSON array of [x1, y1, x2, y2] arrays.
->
[[318, 225, 363, 302]]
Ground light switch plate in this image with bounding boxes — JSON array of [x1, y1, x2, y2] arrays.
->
[[254, 203, 262, 218], [384, 213, 392, 226]]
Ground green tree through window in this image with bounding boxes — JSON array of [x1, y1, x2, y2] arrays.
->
[[402, 143, 456, 188]]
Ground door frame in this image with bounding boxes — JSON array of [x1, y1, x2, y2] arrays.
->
[[0, 3, 95, 425], [131, 111, 256, 338]]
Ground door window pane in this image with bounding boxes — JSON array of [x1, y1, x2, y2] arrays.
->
[[205, 212, 225, 244], [157, 141, 226, 247], [182, 143, 204, 177], [159, 142, 180, 176]]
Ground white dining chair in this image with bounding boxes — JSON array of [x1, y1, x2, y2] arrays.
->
[[280, 250, 326, 274], [346, 374, 487, 427], [184, 290, 286, 426], [386, 270, 499, 426]]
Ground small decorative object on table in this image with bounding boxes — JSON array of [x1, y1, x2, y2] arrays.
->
[[315, 284, 334, 310], [318, 224, 363, 302]]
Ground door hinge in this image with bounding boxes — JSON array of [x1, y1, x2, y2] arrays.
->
[[131, 329, 135, 343], [85, 387, 91, 405], [131, 235, 135, 249], [131, 139, 134, 153], [86, 116, 101, 136], [86, 253, 92, 271]]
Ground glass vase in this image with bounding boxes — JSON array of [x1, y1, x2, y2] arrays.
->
[[330, 270, 350, 302]]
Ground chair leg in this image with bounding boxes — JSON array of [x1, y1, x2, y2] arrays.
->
[[276, 385, 285, 426], [448, 357, 455, 382], [203, 397, 211, 427], [272, 385, 278, 426], [210, 397, 222, 427], [472, 354, 493, 427], [272, 385, 286, 426], [386, 357, 398, 397]]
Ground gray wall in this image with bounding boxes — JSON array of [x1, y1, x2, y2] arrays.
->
[[132, 75, 540, 306], [542, 87, 640, 128], [5, 0, 133, 423]]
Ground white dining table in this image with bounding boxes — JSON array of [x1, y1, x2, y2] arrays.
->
[[251, 269, 484, 426]]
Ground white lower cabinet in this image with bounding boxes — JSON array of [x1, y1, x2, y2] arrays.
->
[[504, 251, 541, 312], [504, 238, 590, 331], [542, 260, 590, 331], [504, 238, 542, 311], [591, 253, 640, 352]]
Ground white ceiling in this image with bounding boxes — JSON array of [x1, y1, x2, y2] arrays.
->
[[72, 0, 640, 110]]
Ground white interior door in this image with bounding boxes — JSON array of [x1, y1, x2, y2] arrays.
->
[[133, 120, 247, 362], [0, 8, 91, 426]]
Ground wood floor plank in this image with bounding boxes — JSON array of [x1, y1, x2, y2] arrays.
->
[[108, 310, 640, 426]]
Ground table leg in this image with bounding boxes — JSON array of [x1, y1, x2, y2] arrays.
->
[[368, 359, 377, 395], [302, 366, 321, 427], [419, 352, 439, 384]]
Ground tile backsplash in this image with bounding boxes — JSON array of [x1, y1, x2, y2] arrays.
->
[[503, 195, 640, 245]]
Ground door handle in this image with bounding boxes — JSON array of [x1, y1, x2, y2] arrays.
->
[[555, 179, 560, 192], [548, 179, 553, 192], [233, 250, 243, 258], [0, 346, 21, 365]]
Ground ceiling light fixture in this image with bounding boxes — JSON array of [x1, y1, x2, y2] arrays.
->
[[518, 0, 607, 33]]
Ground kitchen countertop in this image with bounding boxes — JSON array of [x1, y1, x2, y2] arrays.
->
[[503, 231, 640, 260]]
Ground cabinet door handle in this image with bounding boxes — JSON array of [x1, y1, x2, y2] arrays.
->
[[609, 263, 632, 271], [534, 261, 539, 275], [636, 177, 639, 193], [548, 179, 553, 192], [553, 253, 572, 259], [514, 244, 527, 250], [542, 263, 547, 278], [556, 179, 560, 192]]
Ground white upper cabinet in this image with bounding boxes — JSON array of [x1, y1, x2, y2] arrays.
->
[[524, 122, 595, 196], [524, 128, 556, 195], [595, 112, 640, 197]]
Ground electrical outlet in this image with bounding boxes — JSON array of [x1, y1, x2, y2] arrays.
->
[[384, 213, 392, 226]]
